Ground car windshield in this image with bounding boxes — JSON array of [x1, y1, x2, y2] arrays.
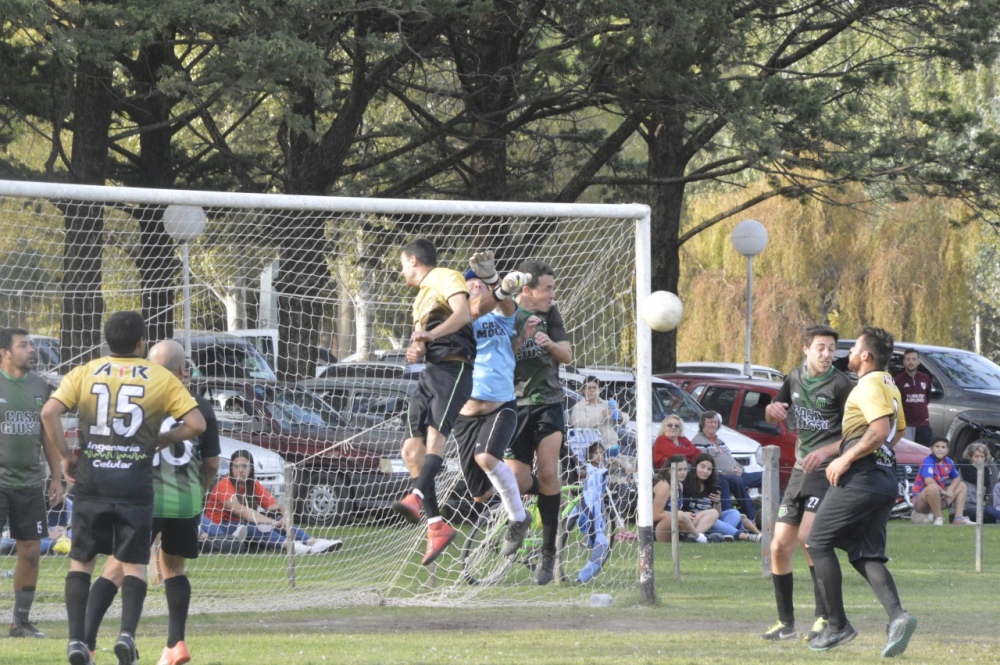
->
[[651, 383, 704, 422], [924, 351, 1000, 390], [265, 386, 350, 430]]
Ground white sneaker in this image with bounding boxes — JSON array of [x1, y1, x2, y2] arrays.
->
[[933, 516, 944, 526], [694, 533, 708, 544], [310, 538, 343, 554], [232, 525, 248, 542], [292, 541, 312, 555]]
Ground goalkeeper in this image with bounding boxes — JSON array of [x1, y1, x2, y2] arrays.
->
[[454, 251, 533, 558]]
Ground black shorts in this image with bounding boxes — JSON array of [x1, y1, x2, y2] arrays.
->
[[0, 485, 46, 541], [776, 467, 831, 526], [454, 402, 518, 498], [152, 514, 202, 560], [406, 361, 473, 439], [805, 485, 894, 563], [507, 403, 565, 465], [70, 498, 153, 565]]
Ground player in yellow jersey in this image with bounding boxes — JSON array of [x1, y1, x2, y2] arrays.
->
[[40, 312, 206, 665]]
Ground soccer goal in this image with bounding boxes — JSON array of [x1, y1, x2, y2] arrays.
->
[[0, 179, 654, 616]]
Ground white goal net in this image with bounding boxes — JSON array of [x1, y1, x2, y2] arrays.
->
[[0, 179, 652, 616]]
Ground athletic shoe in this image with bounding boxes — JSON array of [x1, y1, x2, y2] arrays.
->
[[806, 616, 828, 642], [291, 541, 312, 555], [10, 621, 45, 638], [706, 533, 725, 543], [391, 493, 423, 524], [114, 632, 140, 665], [310, 538, 344, 554], [421, 521, 457, 565], [760, 620, 796, 641], [722, 534, 735, 542], [693, 533, 708, 544], [232, 524, 248, 542], [501, 514, 532, 557], [881, 612, 918, 658], [952, 516, 972, 525], [156, 640, 191, 665], [67, 639, 95, 665], [744, 533, 762, 543], [808, 622, 858, 652], [933, 516, 944, 526], [534, 550, 556, 585]]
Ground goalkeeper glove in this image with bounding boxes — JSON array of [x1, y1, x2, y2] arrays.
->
[[469, 250, 500, 286], [494, 271, 530, 301]]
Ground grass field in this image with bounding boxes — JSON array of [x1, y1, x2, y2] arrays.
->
[[3, 522, 999, 663]]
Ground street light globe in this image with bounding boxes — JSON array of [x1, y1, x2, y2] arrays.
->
[[731, 219, 768, 257], [162, 205, 206, 243]]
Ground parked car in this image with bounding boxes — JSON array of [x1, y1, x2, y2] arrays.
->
[[659, 373, 931, 495], [561, 367, 765, 478], [318, 361, 424, 381], [30, 334, 62, 372], [192, 377, 408, 526], [833, 340, 1000, 460], [298, 375, 418, 432], [676, 361, 785, 382], [174, 331, 277, 381]]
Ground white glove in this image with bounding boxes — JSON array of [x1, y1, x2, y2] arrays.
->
[[469, 249, 499, 286], [494, 271, 530, 300]]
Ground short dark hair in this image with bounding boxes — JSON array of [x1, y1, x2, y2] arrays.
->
[[104, 311, 146, 354], [0, 327, 30, 352], [401, 238, 437, 267], [519, 258, 554, 288], [804, 324, 838, 346], [902, 348, 919, 357], [859, 326, 894, 370]]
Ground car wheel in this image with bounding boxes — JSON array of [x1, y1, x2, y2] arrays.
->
[[295, 470, 349, 527]]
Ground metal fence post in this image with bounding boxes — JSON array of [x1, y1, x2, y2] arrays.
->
[[760, 446, 781, 577]]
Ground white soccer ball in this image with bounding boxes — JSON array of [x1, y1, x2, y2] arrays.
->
[[909, 511, 933, 525], [639, 291, 684, 332]]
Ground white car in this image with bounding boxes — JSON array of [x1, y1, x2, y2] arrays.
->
[[562, 367, 764, 475], [676, 361, 785, 382]]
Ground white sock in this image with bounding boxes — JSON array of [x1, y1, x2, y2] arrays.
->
[[485, 463, 526, 522]]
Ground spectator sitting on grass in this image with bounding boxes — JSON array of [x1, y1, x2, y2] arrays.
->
[[957, 442, 999, 525], [683, 454, 760, 542], [652, 455, 715, 543], [911, 437, 970, 525], [202, 450, 341, 554]]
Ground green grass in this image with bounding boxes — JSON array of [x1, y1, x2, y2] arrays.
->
[[3, 522, 999, 663]]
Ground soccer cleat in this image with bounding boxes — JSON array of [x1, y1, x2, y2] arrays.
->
[[10, 621, 45, 638], [67, 639, 95, 665], [157, 640, 191, 665], [534, 550, 556, 585], [881, 612, 917, 658], [310, 538, 344, 554], [761, 620, 796, 641], [808, 622, 858, 652], [115, 633, 140, 665], [501, 514, 532, 557], [806, 616, 828, 642], [391, 493, 423, 524], [421, 521, 457, 565]]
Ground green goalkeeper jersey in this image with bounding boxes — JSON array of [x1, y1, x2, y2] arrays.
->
[[153, 395, 220, 518]]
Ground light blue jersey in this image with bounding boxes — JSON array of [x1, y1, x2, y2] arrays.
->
[[471, 310, 516, 402]]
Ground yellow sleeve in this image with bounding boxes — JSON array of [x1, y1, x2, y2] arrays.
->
[[51, 365, 84, 409]]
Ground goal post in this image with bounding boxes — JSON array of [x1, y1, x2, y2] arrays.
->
[[0, 178, 653, 615]]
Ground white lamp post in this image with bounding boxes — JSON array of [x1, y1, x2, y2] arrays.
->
[[162, 205, 206, 359], [731, 219, 769, 377]]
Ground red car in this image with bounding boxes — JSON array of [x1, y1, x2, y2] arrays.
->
[[658, 373, 930, 494]]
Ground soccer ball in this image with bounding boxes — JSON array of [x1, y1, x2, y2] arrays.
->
[[910, 511, 934, 525], [639, 291, 684, 332]]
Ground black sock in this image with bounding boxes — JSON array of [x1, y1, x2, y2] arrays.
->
[[164, 575, 191, 647], [414, 454, 443, 519], [852, 558, 903, 620], [538, 492, 560, 554], [119, 575, 148, 638], [13, 586, 35, 626], [772, 572, 794, 626], [85, 576, 120, 651], [65, 571, 92, 642], [809, 548, 846, 629], [809, 565, 826, 620], [526, 474, 540, 496]]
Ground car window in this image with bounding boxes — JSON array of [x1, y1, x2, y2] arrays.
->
[[352, 390, 409, 423], [700, 386, 738, 422], [923, 350, 1000, 390], [737, 390, 771, 430], [651, 383, 704, 422], [266, 386, 350, 430]]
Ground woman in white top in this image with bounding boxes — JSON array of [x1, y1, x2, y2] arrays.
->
[[570, 377, 627, 447]]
